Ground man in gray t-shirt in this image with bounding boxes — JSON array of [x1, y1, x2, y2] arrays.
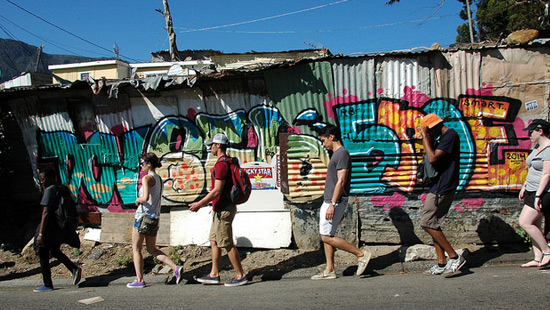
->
[[311, 125, 372, 280], [324, 146, 351, 203]]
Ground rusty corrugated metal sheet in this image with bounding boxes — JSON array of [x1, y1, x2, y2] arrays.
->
[[265, 62, 334, 201], [330, 58, 376, 102], [376, 57, 432, 106], [443, 50, 482, 99], [265, 62, 335, 133], [284, 134, 327, 202], [202, 80, 253, 115]]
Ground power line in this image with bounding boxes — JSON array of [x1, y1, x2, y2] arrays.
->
[[0, 15, 110, 58], [177, 0, 350, 33], [178, 14, 458, 34], [0, 23, 28, 72], [5, 0, 141, 62]]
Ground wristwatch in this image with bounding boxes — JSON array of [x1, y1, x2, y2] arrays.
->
[[331, 201, 338, 207]]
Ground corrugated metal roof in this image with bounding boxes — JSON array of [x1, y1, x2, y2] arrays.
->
[[2, 42, 547, 97]]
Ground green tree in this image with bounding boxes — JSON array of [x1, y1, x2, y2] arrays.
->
[[475, 0, 550, 41], [387, 0, 550, 43], [456, 23, 476, 43], [456, 0, 477, 43]]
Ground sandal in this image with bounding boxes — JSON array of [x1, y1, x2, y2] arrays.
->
[[521, 259, 540, 268], [539, 253, 550, 269]]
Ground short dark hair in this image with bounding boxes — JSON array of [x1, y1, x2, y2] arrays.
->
[[142, 152, 162, 168], [319, 124, 342, 141], [39, 167, 58, 185]]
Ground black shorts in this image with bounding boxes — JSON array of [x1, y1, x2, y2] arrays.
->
[[523, 191, 550, 212]]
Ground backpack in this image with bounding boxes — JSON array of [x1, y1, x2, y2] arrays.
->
[[55, 185, 79, 230], [218, 157, 252, 205], [417, 154, 440, 187]]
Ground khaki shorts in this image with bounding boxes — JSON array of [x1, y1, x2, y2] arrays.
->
[[209, 204, 237, 248], [420, 192, 454, 230]]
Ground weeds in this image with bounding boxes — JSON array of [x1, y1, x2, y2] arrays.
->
[[116, 256, 132, 266], [517, 228, 531, 245], [170, 252, 183, 266]]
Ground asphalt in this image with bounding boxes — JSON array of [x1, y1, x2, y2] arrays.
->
[[0, 245, 536, 289]]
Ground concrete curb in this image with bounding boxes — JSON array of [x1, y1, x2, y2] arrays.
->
[[0, 250, 533, 289]]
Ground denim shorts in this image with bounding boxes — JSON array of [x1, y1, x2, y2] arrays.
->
[[133, 218, 142, 229]]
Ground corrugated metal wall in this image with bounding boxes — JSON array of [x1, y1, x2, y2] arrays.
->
[[6, 46, 549, 213]]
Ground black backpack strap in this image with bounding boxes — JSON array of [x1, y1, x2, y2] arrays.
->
[[215, 156, 234, 203]]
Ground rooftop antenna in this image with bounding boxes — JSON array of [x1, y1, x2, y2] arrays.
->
[[35, 44, 47, 73], [113, 43, 120, 60]]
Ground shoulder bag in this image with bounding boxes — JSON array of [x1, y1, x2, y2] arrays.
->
[[138, 175, 162, 236]]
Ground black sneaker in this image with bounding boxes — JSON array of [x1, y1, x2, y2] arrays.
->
[[33, 285, 53, 292], [175, 266, 183, 284], [224, 277, 248, 287], [72, 267, 82, 285]]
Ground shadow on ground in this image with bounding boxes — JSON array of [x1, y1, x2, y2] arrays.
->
[[246, 249, 326, 281]]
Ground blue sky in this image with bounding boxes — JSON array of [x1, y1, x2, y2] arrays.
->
[[1, 0, 466, 63]]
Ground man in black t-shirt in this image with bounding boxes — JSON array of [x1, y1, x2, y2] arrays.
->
[[420, 114, 466, 278], [33, 168, 81, 292]]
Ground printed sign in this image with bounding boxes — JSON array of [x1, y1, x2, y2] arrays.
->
[[525, 100, 538, 112], [242, 162, 276, 190]]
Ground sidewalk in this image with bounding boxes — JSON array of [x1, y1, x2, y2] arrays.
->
[[0, 245, 534, 289]]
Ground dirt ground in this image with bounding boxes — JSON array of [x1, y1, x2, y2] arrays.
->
[[0, 228, 371, 283]]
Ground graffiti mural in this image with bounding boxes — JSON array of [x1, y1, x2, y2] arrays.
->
[[25, 53, 542, 212]]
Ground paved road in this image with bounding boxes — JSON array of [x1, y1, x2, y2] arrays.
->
[[1, 265, 548, 309]]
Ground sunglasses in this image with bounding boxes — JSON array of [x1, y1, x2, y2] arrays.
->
[[529, 127, 543, 135], [139, 161, 148, 165]]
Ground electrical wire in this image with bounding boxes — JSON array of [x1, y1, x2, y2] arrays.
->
[[176, 0, 350, 32], [0, 23, 26, 73], [5, 0, 141, 62], [179, 14, 458, 34], [0, 15, 110, 58]]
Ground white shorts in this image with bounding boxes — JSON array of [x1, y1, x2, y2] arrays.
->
[[319, 197, 349, 237]]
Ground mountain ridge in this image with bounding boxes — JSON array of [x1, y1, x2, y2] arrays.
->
[[0, 38, 105, 83]]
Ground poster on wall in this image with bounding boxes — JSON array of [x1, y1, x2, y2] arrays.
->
[[525, 100, 538, 111], [242, 161, 277, 190]]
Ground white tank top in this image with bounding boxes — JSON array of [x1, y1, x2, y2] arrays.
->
[[135, 172, 163, 219]]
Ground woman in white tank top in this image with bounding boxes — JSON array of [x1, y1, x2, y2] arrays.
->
[[127, 153, 183, 288]]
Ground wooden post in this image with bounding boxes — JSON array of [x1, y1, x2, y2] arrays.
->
[[156, 0, 180, 61]]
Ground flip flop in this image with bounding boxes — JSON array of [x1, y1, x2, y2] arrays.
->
[[539, 253, 550, 269], [521, 259, 540, 268]]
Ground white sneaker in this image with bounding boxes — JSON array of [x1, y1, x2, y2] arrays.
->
[[423, 264, 445, 276], [356, 250, 372, 276], [441, 255, 466, 278], [311, 270, 337, 280]]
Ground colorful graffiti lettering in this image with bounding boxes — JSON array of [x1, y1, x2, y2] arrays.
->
[[35, 84, 531, 211]]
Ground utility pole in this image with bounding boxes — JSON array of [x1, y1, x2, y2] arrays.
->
[[466, 0, 475, 43], [156, 0, 180, 61]]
